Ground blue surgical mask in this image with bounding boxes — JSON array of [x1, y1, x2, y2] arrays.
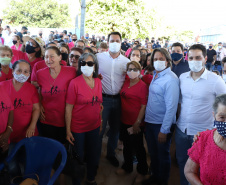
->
[[209, 46, 213, 49], [214, 121, 226, 138], [171, 53, 183, 61]]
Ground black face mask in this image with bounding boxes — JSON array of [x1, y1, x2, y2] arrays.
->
[[61, 53, 68, 61], [23, 32, 27, 35], [13, 40, 17, 45], [59, 35, 63, 38], [39, 33, 42, 37], [72, 39, 77, 42], [25, 45, 37, 54], [151, 40, 155, 43]]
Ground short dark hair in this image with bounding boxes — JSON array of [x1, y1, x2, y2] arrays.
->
[[83, 47, 94, 54], [172, 42, 184, 51], [107, 32, 122, 42], [77, 53, 99, 78], [99, 42, 108, 49], [22, 26, 28, 31], [63, 30, 67, 35], [188, 44, 207, 57], [46, 42, 57, 47], [70, 47, 83, 55], [129, 48, 141, 60], [12, 59, 31, 73], [90, 41, 96, 46], [76, 40, 85, 46], [150, 48, 172, 68], [59, 42, 70, 54], [45, 46, 61, 56]]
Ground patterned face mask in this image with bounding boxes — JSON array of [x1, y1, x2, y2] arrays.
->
[[214, 121, 226, 138]]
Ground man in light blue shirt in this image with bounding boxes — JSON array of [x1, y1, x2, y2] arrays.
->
[[143, 48, 179, 185]]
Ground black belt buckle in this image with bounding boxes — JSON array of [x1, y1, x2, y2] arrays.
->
[[102, 94, 119, 98]]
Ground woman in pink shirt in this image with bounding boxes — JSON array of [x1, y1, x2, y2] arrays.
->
[[11, 36, 45, 71], [36, 46, 76, 144], [185, 94, 226, 185], [68, 47, 83, 70], [66, 53, 103, 185], [11, 35, 22, 51], [0, 46, 13, 82]]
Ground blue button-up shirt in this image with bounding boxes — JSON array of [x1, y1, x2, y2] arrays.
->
[[172, 58, 190, 77], [145, 67, 180, 134]]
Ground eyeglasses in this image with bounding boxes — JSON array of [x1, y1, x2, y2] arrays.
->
[[131, 54, 140, 58], [80, 61, 96, 67], [128, 68, 139, 72], [26, 41, 37, 47], [69, 54, 80, 59]]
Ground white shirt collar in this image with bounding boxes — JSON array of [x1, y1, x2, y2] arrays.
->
[[186, 68, 208, 81]]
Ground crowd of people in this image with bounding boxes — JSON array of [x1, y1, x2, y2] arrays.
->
[[0, 24, 226, 185]]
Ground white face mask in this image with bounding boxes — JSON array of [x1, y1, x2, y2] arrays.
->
[[13, 72, 30, 83], [130, 56, 140, 63], [109, 42, 121, 53], [188, 60, 203, 72], [81, 66, 94, 77], [127, 71, 140, 79], [218, 45, 222, 49], [222, 74, 226, 83], [154, 60, 166, 71]]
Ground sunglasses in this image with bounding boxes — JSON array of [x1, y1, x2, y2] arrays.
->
[[69, 54, 80, 59], [80, 61, 96, 67], [128, 68, 139, 72]]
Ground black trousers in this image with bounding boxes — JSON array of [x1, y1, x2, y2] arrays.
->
[[121, 123, 148, 175]]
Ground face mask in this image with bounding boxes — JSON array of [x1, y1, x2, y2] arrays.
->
[[72, 39, 77, 42], [13, 40, 17, 45], [209, 46, 213, 49], [39, 33, 42, 37], [14, 32, 17, 34], [171, 53, 183, 61], [109, 42, 121, 53], [154, 60, 166, 71], [64, 39, 69, 43], [214, 121, 226, 138], [151, 40, 155, 43], [85, 37, 89, 39], [81, 66, 94, 77], [61, 53, 68, 61], [25, 44, 37, 54], [59, 35, 63, 38], [0, 34, 2, 37], [157, 42, 159, 45], [23, 32, 27, 35], [13, 72, 30, 83], [127, 71, 140, 79], [218, 46, 222, 49], [130, 56, 140, 63], [188, 60, 203, 72], [0, 57, 11, 66], [222, 74, 226, 82]]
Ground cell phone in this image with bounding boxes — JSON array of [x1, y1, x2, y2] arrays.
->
[[127, 127, 134, 135]]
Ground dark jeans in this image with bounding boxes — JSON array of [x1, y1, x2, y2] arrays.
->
[[175, 126, 194, 185], [98, 96, 121, 158], [205, 62, 212, 71], [145, 123, 175, 184], [72, 127, 100, 185], [40, 123, 66, 144], [121, 123, 148, 175]]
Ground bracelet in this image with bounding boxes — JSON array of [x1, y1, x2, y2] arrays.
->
[[7, 126, 13, 132]]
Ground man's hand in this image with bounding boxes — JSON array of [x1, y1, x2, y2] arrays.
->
[[158, 132, 167, 143]]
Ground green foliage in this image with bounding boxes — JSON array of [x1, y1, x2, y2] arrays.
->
[[3, 0, 70, 28], [85, 0, 160, 39]]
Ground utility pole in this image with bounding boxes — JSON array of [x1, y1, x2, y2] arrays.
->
[[80, 0, 86, 39]]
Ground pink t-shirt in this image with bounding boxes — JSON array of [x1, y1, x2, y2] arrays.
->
[[37, 66, 76, 127], [0, 68, 13, 82], [188, 129, 226, 185], [120, 79, 148, 125], [31, 60, 67, 82], [0, 86, 13, 135], [11, 44, 22, 51], [66, 75, 103, 133], [0, 80, 39, 143], [68, 42, 75, 50]]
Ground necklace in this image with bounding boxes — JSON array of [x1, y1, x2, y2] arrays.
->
[[84, 76, 96, 104]]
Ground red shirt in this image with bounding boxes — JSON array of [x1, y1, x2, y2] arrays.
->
[[0, 80, 39, 143], [31, 60, 67, 82], [11, 44, 22, 51], [0, 86, 13, 135], [37, 66, 76, 127], [142, 74, 153, 86], [0, 68, 13, 82], [66, 75, 103, 133], [68, 42, 75, 50], [120, 79, 148, 125]]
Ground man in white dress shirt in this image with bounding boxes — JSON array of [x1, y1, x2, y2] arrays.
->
[[97, 32, 130, 167], [176, 44, 226, 185]]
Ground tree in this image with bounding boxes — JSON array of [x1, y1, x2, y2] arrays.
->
[[3, 0, 71, 28], [85, 0, 161, 39]]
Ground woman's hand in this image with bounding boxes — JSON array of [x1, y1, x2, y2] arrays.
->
[[0, 131, 10, 152], [40, 104, 45, 121], [26, 125, 36, 138], [133, 123, 141, 134], [66, 131, 75, 145], [158, 132, 167, 143]]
